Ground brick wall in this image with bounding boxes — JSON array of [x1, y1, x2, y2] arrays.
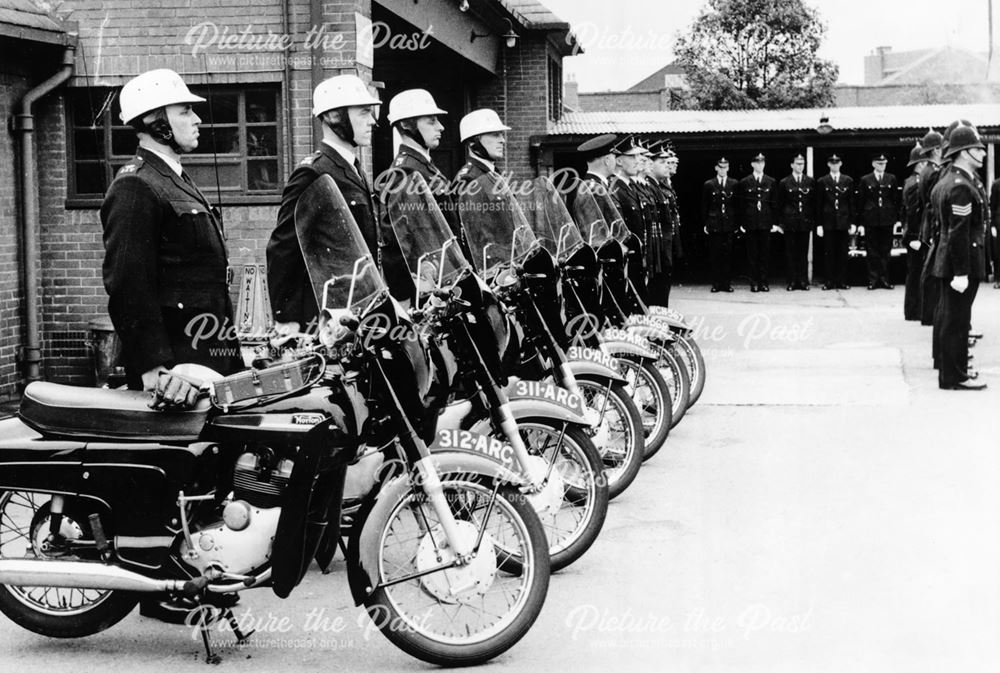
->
[[32, 0, 378, 385], [472, 34, 555, 181], [835, 83, 1000, 107], [0, 70, 31, 402]]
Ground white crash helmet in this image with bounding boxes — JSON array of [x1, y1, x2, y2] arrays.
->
[[387, 89, 447, 125], [119, 69, 205, 124], [459, 109, 510, 142], [312, 74, 381, 117]]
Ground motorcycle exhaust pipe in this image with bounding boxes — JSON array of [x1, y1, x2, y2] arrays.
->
[[0, 559, 192, 593]]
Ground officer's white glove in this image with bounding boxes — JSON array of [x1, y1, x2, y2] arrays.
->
[[816, 226, 824, 238], [142, 365, 169, 391], [771, 225, 783, 234], [893, 221, 903, 236], [993, 227, 997, 238], [739, 226, 746, 234], [848, 224, 857, 235], [703, 226, 708, 235], [908, 240, 921, 251], [950, 275, 969, 293], [857, 226, 865, 237], [273, 321, 301, 337]]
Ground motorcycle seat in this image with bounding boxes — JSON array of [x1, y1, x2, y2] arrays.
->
[[19, 381, 210, 442]]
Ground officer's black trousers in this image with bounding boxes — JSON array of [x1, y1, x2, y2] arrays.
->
[[903, 245, 924, 320], [784, 230, 810, 285], [824, 229, 849, 286], [707, 232, 734, 289], [865, 227, 892, 285], [744, 230, 770, 286], [920, 243, 939, 326], [648, 269, 672, 307], [936, 278, 979, 387]]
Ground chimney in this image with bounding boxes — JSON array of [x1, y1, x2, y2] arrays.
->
[[563, 75, 579, 111]]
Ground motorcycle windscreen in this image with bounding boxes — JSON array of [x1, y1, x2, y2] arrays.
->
[[530, 177, 585, 264], [571, 184, 612, 248], [383, 172, 470, 295], [458, 174, 539, 279], [294, 174, 385, 316]]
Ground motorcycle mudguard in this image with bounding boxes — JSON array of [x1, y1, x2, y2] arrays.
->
[[346, 445, 526, 605], [643, 309, 692, 335], [564, 346, 626, 383], [600, 337, 660, 362], [626, 321, 676, 348], [491, 380, 589, 426], [647, 305, 689, 325]]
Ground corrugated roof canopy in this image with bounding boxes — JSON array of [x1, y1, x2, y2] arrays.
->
[[499, 0, 580, 55], [550, 103, 1000, 135]]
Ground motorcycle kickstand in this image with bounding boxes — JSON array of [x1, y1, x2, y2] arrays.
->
[[195, 609, 222, 665], [223, 607, 255, 645]]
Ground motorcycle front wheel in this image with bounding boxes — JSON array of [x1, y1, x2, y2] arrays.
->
[[617, 357, 673, 460], [513, 419, 609, 570], [654, 346, 691, 427], [0, 491, 138, 638], [671, 334, 706, 406], [361, 479, 549, 666], [572, 377, 644, 500]]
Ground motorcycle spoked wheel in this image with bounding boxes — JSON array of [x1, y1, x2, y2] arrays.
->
[[616, 357, 673, 460], [506, 419, 609, 571], [667, 334, 706, 407], [572, 377, 644, 500], [652, 346, 691, 427], [362, 478, 549, 667], [0, 491, 138, 638]]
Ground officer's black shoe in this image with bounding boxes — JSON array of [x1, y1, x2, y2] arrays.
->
[[750, 284, 759, 293], [710, 286, 719, 293], [867, 284, 877, 290], [883, 282, 895, 290], [838, 283, 851, 290], [798, 283, 810, 291], [786, 284, 795, 291], [724, 285, 734, 292], [761, 284, 770, 292], [940, 380, 987, 391], [822, 284, 833, 291]]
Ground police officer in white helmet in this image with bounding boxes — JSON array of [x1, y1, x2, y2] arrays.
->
[[453, 108, 511, 192], [267, 74, 380, 337], [101, 68, 241, 405], [377, 89, 460, 301]]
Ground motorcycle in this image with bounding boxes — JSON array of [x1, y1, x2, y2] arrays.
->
[[383, 173, 608, 571], [0, 175, 549, 667], [586, 187, 696, 427]]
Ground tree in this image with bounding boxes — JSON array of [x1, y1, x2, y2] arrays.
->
[[674, 0, 839, 110]]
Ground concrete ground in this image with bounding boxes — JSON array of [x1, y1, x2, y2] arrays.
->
[[1, 283, 998, 672]]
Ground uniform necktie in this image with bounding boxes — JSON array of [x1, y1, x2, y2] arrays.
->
[[354, 157, 370, 193]]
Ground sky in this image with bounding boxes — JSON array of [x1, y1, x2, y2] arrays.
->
[[541, 0, 997, 90]]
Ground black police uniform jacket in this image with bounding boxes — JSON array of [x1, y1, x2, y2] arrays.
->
[[100, 147, 239, 386], [267, 142, 377, 328], [856, 171, 900, 228], [901, 172, 923, 244], [636, 177, 669, 273], [737, 174, 777, 231], [658, 178, 682, 259], [930, 164, 988, 281], [378, 144, 462, 301], [609, 175, 646, 241], [701, 176, 738, 233], [775, 174, 816, 232], [815, 173, 855, 230]]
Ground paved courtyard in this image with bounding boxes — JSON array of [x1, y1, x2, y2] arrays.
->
[[0, 284, 997, 673]]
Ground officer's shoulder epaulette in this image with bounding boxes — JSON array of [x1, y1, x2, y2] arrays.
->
[[115, 155, 144, 177], [299, 151, 322, 167]]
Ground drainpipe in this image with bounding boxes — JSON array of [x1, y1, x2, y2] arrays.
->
[[13, 43, 77, 384]]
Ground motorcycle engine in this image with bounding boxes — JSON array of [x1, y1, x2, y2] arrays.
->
[[180, 449, 292, 576]]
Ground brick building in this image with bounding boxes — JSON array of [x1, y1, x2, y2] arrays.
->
[[2, 0, 578, 398]]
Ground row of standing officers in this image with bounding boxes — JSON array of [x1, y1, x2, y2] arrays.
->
[[699, 151, 902, 292]]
